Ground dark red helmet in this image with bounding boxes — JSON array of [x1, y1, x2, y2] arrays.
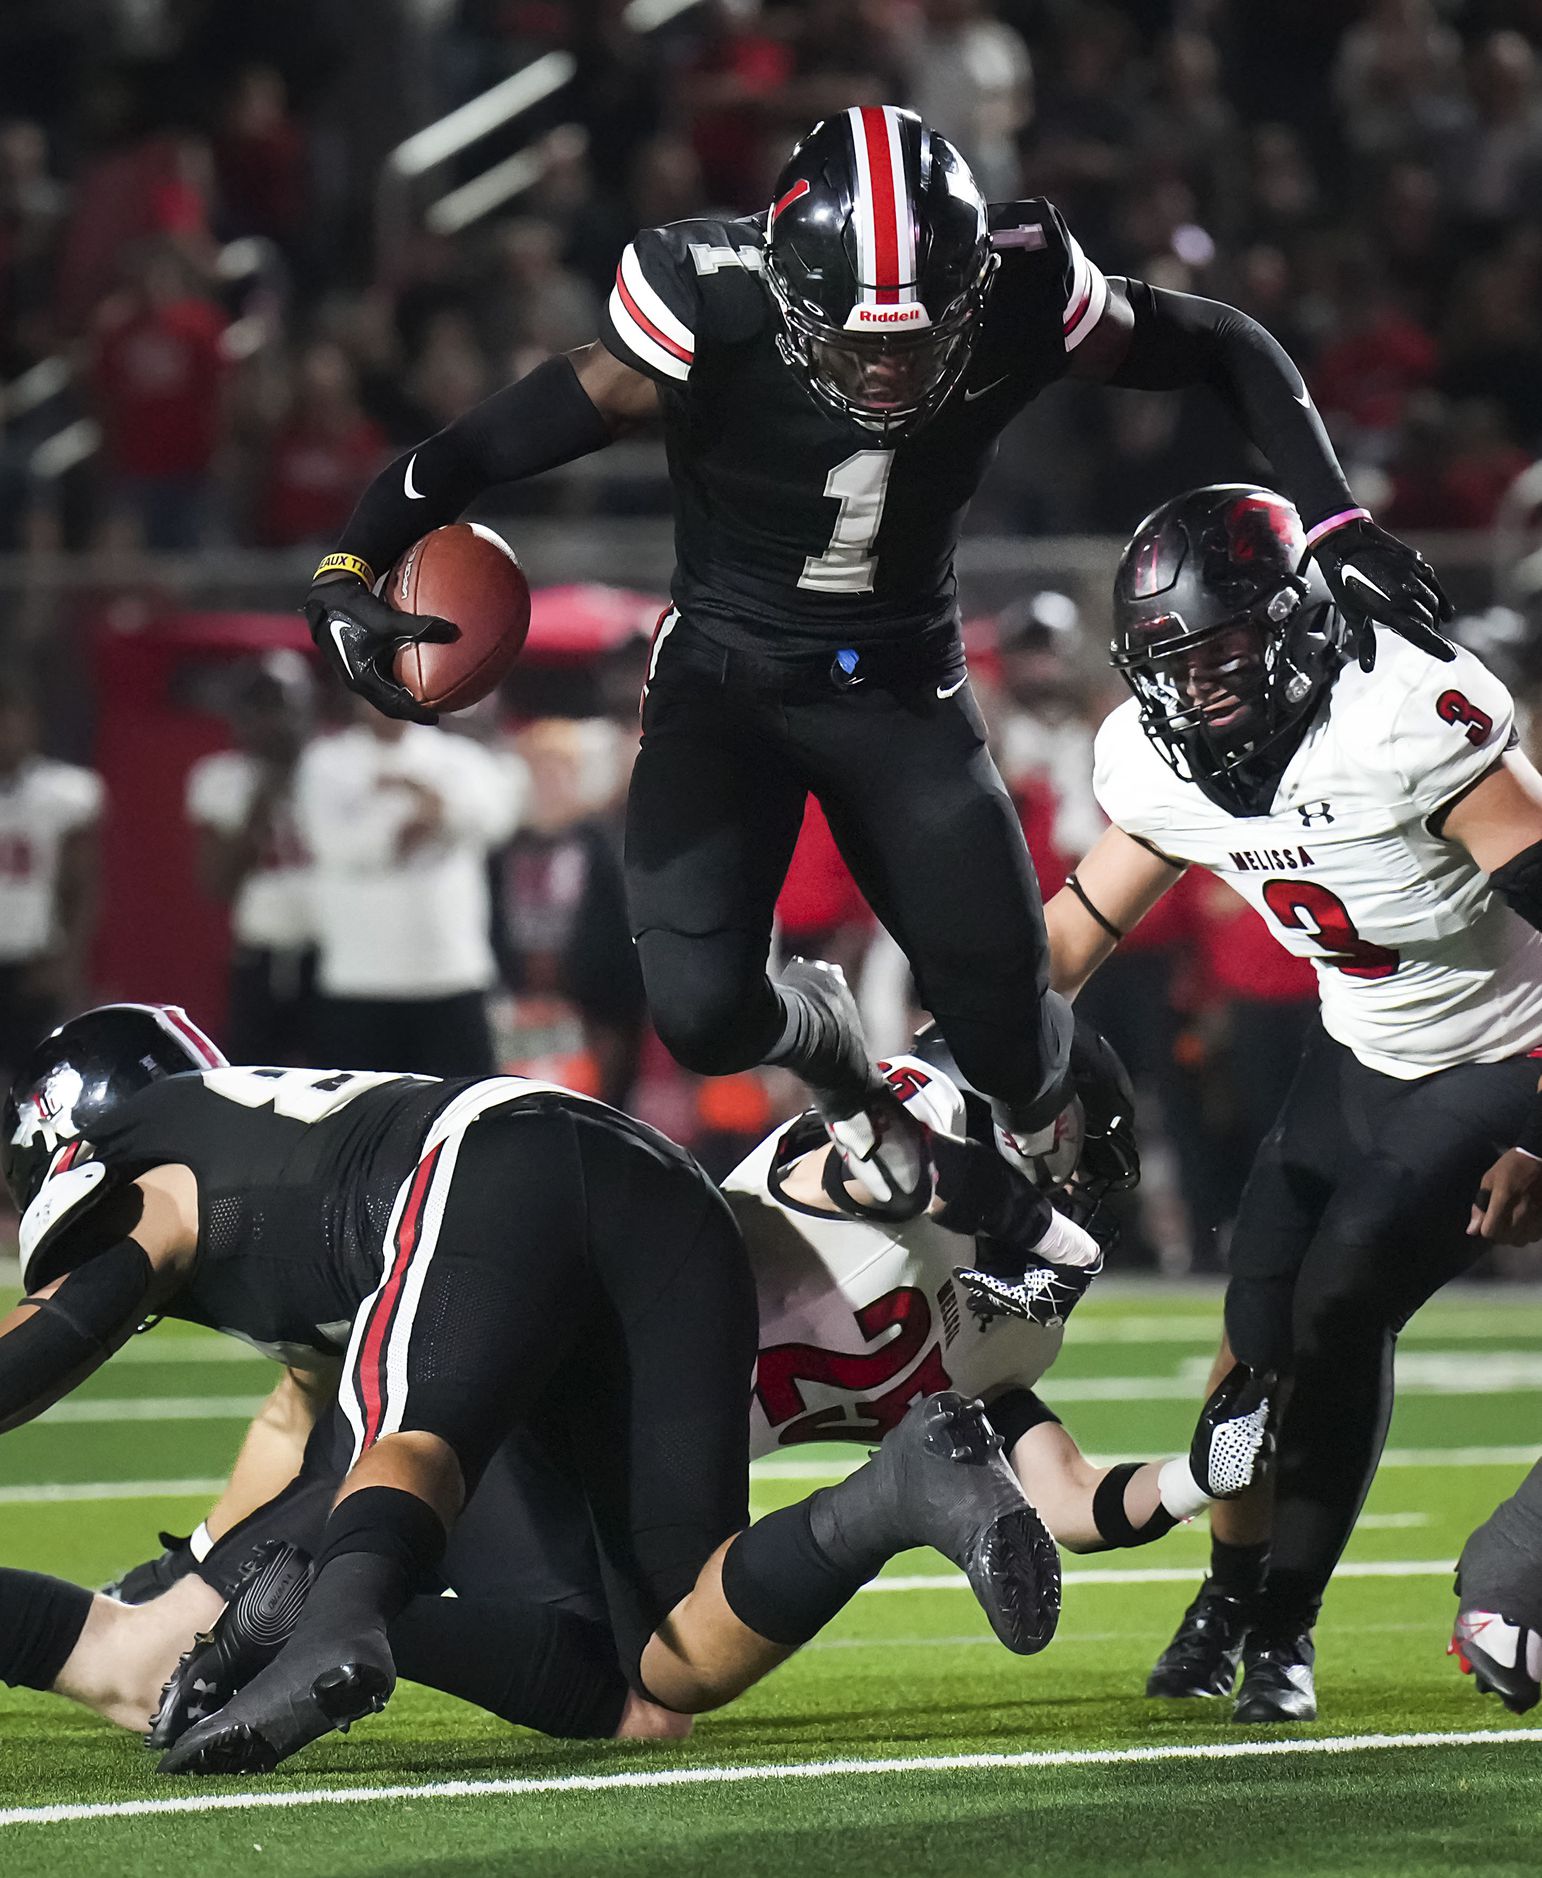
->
[[1111, 484, 1346, 815], [763, 107, 995, 439]]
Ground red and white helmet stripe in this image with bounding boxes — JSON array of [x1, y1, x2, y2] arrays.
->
[[608, 243, 695, 382], [844, 105, 927, 331], [123, 1002, 228, 1069]]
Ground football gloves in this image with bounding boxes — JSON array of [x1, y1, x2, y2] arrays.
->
[[1187, 1361, 1278, 1500], [953, 1249, 1103, 1331], [303, 575, 456, 726], [1306, 516, 1455, 672]]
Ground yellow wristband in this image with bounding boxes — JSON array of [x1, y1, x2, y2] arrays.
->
[[313, 552, 375, 586]]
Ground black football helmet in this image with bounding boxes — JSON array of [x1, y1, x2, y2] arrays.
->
[[763, 106, 995, 439], [4, 1003, 225, 1233], [1111, 484, 1348, 817]]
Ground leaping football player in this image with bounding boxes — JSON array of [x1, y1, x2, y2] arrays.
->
[[0, 1020, 1273, 1757], [1043, 482, 1542, 1723], [302, 106, 1451, 1239]]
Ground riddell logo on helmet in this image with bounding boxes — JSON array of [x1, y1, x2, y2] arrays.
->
[[844, 304, 931, 329]]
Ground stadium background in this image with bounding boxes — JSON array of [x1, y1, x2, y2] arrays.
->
[[4, 0, 1542, 1282], [3, 9, 1542, 1872]]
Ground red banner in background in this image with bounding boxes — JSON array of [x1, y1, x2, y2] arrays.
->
[[92, 609, 314, 1042]]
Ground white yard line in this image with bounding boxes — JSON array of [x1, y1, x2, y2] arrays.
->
[[35, 1396, 269, 1424], [1073, 1313, 1542, 1345], [752, 1444, 1538, 1482], [0, 1478, 227, 1505], [862, 1560, 1461, 1594], [2, 1728, 1535, 1830]]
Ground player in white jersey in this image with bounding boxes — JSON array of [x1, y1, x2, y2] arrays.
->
[[0, 678, 103, 1080], [1043, 484, 1542, 1724]]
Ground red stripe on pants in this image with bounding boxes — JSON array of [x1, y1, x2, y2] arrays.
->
[[356, 1141, 444, 1450]]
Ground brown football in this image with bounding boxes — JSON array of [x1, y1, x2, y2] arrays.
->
[[387, 522, 531, 712]]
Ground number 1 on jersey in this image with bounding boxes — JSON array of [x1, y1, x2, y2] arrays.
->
[[800, 450, 894, 594]]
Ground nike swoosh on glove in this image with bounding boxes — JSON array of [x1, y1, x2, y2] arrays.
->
[[303, 577, 457, 725], [1306, 516, 1455, 672]]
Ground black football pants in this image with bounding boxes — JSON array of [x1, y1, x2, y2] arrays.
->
[[626, 617, 1069, 1118], [1223, 1023, 1540, 1626]]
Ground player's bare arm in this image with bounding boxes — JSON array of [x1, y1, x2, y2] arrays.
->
[[1064, 276, 1451, 664], [0, 1163, 196, 1435], [1043, 825, 1183, 999], [302, 341, 651, 723], [1439, 755, 1542, 1244]]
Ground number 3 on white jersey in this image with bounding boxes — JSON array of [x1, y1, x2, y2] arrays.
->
[[800, 450, 894, 595], [205, 1066, 406, 1124]]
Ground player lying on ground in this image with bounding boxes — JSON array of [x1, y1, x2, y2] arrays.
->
[[0, 1002, 1076, 1776], [1, 1029, 1272, 1751], [1044, 482, 1542, 1724], [1449, 1457, 1542, 1716], [305, 105, 1451, 1232]]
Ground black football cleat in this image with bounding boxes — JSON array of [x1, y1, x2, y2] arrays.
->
[[104, 1531, 197, 1605], [147, 1540, 314, 1751], [158, 1624, 395, 1775], [863, 1390, 1061, 1655], [1146, 1582, 1250, 1699], [781, 957, 932, 1219], [1232, 1623, 1317, 1723], [1450, 1608, 1542, 1715]]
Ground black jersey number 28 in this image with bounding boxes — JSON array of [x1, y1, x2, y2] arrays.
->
[[1261, 879, 1401, 980]]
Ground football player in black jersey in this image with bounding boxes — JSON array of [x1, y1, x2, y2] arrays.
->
[[0, 1003, 1064, 1774], [303, 106, 1451, 1227]]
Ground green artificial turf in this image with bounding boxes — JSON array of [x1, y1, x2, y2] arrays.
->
[[2, 1281, 1539, 1876]]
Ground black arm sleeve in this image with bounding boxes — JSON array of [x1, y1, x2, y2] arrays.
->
[[1109, 280, 1354, 532], [0, 1240, 152, 1432], [333, 355, 614, 582], [1488, 837, 1542, 933]]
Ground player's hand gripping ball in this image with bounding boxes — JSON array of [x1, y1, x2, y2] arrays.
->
[[386, 523, 531, 714]]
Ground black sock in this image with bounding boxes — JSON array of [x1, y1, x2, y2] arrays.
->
[[720, 1497, 880, 1648], [0, 1568, 93, 1691], [294, 1486, 448, 1645], [390, 1596, 628, 1737], [765, 986, 825, 1074], [1209, 1538, 1270, 1603]]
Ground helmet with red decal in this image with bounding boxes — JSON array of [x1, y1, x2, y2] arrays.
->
[[3, 1003, 226, 1235], [1111, 484, 1346, 817], [763, 107, 995, 439]]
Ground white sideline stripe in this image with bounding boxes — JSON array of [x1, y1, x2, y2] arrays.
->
[[0, 1477, 226, 1505], [3, 1729, 1535, 1830], [863, 1560, 1462, 1594], [36, 1395, 269, 1424]]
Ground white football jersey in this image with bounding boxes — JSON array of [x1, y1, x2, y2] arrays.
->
[[0, 757, 103, 963], [1093, 631, 1542, 1079], [723, 1057, 1064, 1458]]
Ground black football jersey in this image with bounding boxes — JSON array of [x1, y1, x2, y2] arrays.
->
[[58, 1068, 469, 1362], [599, 200, 1110, 657]]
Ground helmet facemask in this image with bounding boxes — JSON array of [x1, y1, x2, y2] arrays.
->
[[766, 253, 994, 441], [1115, 582, 1342, 815]]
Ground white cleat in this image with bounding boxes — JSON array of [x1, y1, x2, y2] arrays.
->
[[1450, 1609, 1542, 1714]]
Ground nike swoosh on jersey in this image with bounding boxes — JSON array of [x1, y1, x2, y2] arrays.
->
[[963, 376, 1008, 402], [403, 452, 425, 499], [936, 674, 968, 700]]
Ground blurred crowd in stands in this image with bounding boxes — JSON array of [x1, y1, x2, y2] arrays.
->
[[2, 0, 1542, 550]]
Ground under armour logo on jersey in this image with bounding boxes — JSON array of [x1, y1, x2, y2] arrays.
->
[[1298, 801, 1335, 826]]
